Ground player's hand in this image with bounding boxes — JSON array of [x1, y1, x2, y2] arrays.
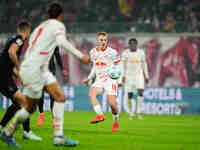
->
[[82, 78, 90, 85], [81, 55, 90, 64], [62, 70, 68, 77], [13, 67, 19, 77]]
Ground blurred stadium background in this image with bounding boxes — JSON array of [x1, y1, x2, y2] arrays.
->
[[1, 0, 200, 114], [0, 1, 200, 150]]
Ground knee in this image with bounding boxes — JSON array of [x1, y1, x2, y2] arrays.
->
[[88, 90, 95, 99], [109, 102, 115, 108], [26, 103, 37, 113], [89, 93, 97, 101], [108, 99, 117, 108], [88, 93, 93, 100], [53, 92, 66, 102], [58, 95, 66, 102]]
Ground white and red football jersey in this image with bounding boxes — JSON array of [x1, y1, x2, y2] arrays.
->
[[121, 48, 149, 80], [89, 46, 120, 82], [22, 19, 66, 70]]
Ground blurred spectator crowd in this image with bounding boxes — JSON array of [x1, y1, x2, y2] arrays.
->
[[0, 0, 200, 33]]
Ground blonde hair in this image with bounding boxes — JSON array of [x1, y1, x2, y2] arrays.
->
[[98, 32, 108, 37]]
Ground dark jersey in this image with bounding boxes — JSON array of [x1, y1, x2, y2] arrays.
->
[[49, 46, 63, 74], [0, 35, 24, 98], [0, 35, 24, 76]]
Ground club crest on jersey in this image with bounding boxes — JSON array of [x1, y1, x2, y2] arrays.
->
[[131, 58, 137, 63], [16, 39, 23, 46], [96, 60, 106, 66]]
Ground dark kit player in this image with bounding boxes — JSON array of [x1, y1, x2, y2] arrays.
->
[[0, 21, 41, 142]]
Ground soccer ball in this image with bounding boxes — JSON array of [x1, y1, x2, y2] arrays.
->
[[109, 65, 121, 80]]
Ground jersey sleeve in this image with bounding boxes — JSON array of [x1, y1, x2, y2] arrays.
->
[[121, 50, 128, 62], [112, 49, 120, 65], [141, 50, 149, 79], [111, 49, 123, 83], [87, 49, 96, 80], [53, 22, 66, 37], [119, 50, 127, 82], [54, 22, 84, 59], [89, 49, 94, 62], [88, 63, 96, 80]]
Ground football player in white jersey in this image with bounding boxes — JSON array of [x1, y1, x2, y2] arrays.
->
[[120, 38, 149, 120], [1, 3, 89, 147], [83, 32, 120, 132]]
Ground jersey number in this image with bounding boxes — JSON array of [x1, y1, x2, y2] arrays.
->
[[32, 28, 43, 46], [112, 84, 117, 92]]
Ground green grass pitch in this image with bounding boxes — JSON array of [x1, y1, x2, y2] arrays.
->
[[0, 110, 200, 150]]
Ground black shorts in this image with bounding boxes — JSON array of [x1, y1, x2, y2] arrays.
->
[[0, 75, 18, 100]]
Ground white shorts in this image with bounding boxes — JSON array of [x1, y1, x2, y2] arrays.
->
[[125, 76, 144, 92], [91, 78, 118, 96], [20, 66, 56, 99]]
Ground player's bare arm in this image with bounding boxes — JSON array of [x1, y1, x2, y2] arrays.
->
[[142, 52, 149, 84], [12, 67, 22, 84], [82, 78, 90, 84], [62, 70, 68, 77], [118, 51, 126, 86], [13, 67, 19, 77], [142, 63, 149, 83], [81, 55, 90, 64], [8, 43, 20, 71]]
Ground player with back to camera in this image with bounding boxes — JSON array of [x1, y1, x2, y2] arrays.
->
[[0, 2, 89, 147], [83, 32, 120, 132], [37, 46, 67, 127], [119, 38, 149, 120]]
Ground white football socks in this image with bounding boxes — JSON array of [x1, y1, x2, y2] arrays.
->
[[93, 104, 103, 115], [128, 98, 135, 116], [137, 96, 143, 114], [53, 102, 64, 136], [6, 108, 30, 136], [112, 113, 119, 121]]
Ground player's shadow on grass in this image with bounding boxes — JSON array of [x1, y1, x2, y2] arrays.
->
[[64, 129, 138, 136]]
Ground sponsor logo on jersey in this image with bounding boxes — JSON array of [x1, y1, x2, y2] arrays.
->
[[131, 58, 137, 63], [96, 60, 107, 66]]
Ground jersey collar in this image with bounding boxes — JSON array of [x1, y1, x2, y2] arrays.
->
[[96, 45, 108, 52]]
